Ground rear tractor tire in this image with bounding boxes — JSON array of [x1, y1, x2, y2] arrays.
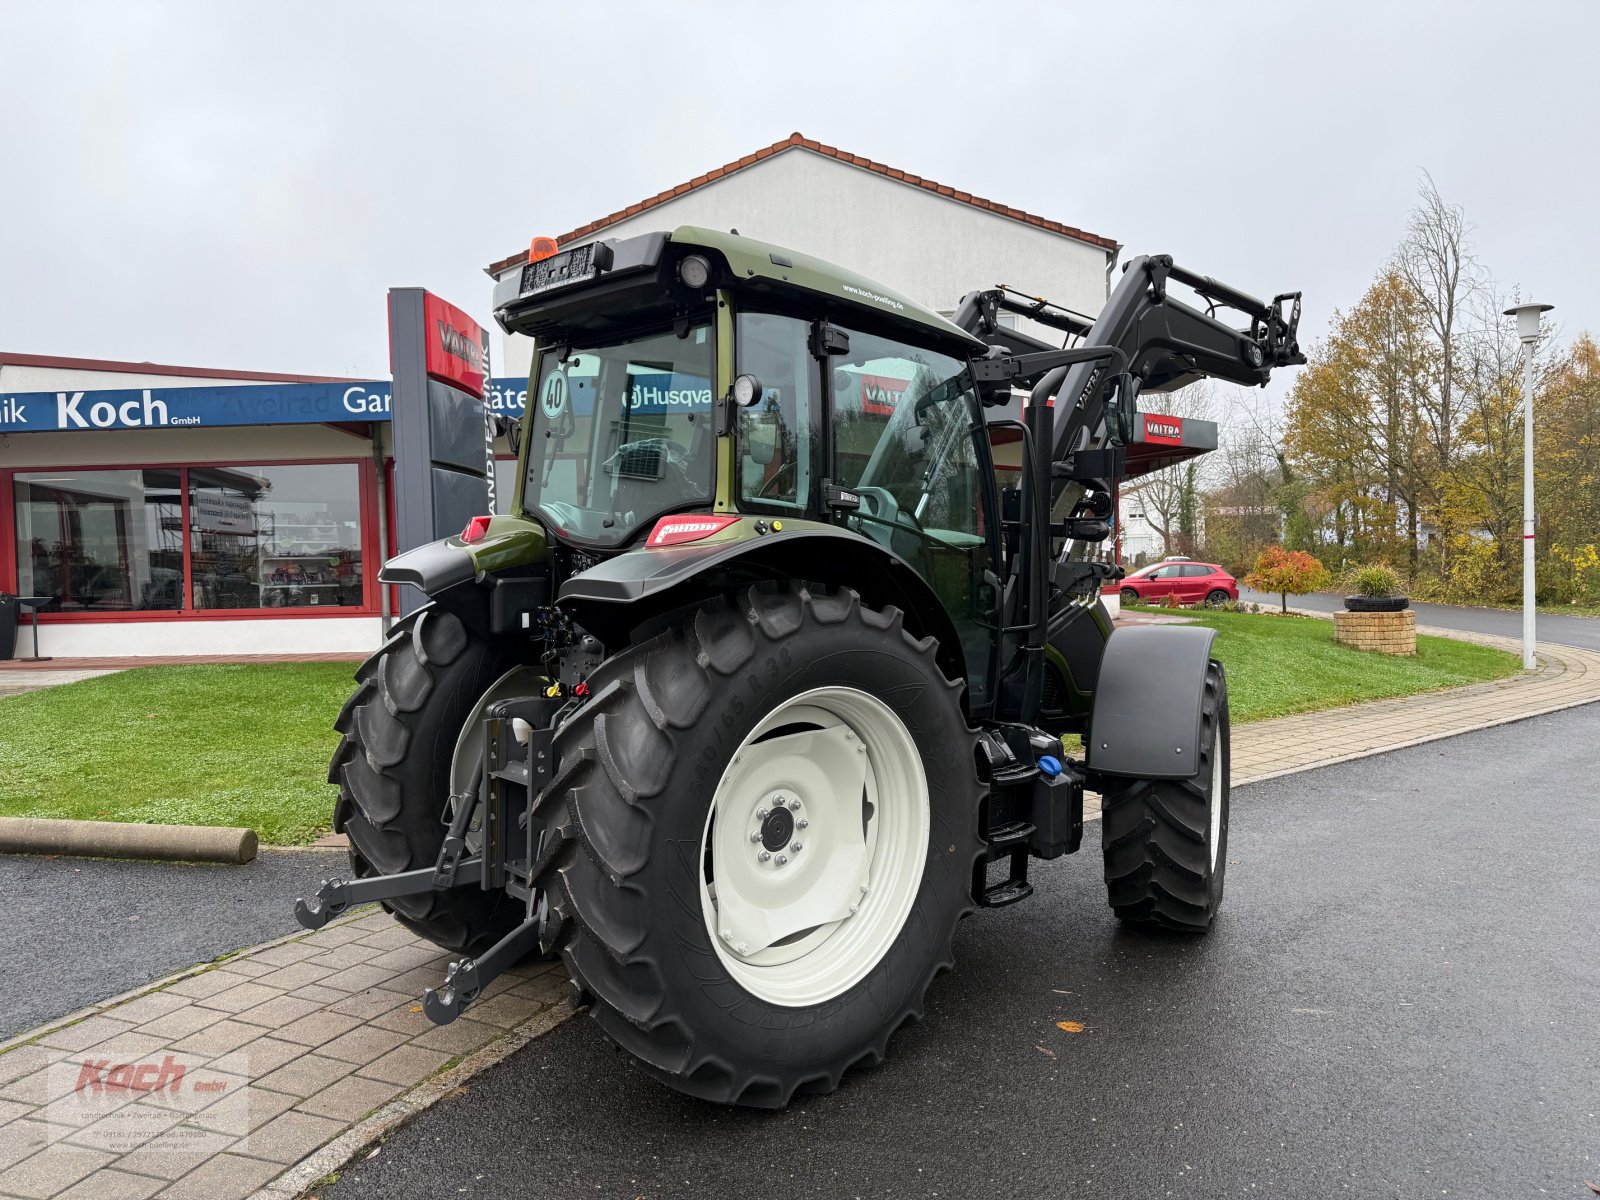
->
[[1100, 659, 1229, 931], [533, 583, 984, 1107], [328, 607, 530, 956]]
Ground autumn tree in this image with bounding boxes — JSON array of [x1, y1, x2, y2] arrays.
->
[[1244, 546, 1332, 613]]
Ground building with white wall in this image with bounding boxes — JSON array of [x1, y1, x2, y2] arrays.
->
[[486, 133, 1119, 377]]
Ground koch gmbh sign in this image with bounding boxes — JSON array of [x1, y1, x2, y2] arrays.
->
[[0, 378, 532, 433]]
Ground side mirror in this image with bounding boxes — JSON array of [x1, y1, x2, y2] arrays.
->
[[498, 416, 523, 456], [742, 410, 780, 466], [1104, 373, 1140, 446]]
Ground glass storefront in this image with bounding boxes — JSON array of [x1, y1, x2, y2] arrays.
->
[[10, 462, 367, 615], [14, 469, 186, 612], [190, 464, 363, 610]]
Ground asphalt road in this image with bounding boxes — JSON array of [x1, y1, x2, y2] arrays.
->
[[326, 704, 1600, 1200], [0, 849, 339, 1037], [1240, 588, 1600, 652]]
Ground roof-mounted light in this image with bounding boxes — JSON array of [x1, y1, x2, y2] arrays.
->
[[462, 514, 493, 544], [677, 254, 712, 290], [528, 236, 559, 264]]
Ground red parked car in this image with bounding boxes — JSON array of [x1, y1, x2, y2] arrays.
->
[[1112, 560, 1238, 607]]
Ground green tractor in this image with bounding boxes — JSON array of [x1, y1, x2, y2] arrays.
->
[[296, 227, 1303, 1107]]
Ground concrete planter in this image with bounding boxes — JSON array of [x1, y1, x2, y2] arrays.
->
[[1334, 608, 1417, 656]]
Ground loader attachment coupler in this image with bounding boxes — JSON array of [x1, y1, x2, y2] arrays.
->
[[293, 696, 566, 1025]]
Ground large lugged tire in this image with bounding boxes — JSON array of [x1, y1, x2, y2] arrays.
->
[[1100, 659, 1229, 931], [533, 582, 984, 1108], [329, 607, 524, 955]]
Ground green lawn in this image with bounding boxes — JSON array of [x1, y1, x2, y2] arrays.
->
[[1182, 609, 1521, 721], [0, 613, 1521, 845], [0, 664, 354, 845]]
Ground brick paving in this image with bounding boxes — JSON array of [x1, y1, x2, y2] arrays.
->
[[0, 913, 568, 1200], [1, 622, 1595, 1198]]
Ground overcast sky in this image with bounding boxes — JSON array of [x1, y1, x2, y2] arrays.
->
[[3, 1, 1596, 391]]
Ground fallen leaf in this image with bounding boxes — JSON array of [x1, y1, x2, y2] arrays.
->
[[1056, 1020, 1086, 1033], [1034, 1045, 1056, 1058], [410, 1006, 423, 1014], [1584, 1180, 1600, 1195]]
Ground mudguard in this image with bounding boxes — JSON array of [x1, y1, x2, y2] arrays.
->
[[1086, 625, 1218, 781], [557, 525, 968, 684]]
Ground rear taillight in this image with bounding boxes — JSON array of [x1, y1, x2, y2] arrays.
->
[[646, 514, 739, 548], [461, 515, 492, 544]]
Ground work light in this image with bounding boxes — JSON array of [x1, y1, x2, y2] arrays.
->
[[678, 254, 712, 289]]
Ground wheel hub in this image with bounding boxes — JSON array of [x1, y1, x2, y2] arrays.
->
[[759, 802, 796, 853]]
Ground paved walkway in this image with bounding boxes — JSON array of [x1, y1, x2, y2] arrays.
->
[[0, 627, 1596, 1199], [0, 671, 118, 701], [0, 911, 568, 1200]]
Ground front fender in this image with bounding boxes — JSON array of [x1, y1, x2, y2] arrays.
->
[[379, 515, 551, 634], [1086, 625, 1218, 781]]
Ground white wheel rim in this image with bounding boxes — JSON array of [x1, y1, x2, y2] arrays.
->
[[450, 667, 542, 854], [699, 686, 929, 1007], [1209, 731, 1223, 871]]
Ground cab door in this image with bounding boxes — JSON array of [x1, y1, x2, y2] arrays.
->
[[822, 323, 1000, 708]]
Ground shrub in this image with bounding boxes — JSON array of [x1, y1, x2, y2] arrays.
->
[[1351, 565, 1402, 598], [1244, 545, 1332, 613]]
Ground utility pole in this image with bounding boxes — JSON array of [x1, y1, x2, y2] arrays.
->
[[1504, 301, 1553, 671]]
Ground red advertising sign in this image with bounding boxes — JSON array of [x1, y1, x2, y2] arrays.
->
[[421, 292, 490, 397], [1142, 414, 1184, 446], [860, 373, 908, 416]]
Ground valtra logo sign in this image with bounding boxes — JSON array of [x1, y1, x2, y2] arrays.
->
[[1142, 414, 1184, 446], [422, 291, 491, 397], [860, 374, 909, 416]]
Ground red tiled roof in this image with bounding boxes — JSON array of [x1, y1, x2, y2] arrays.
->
[[484, 132, 1118, 276], [0, 351, 357, 384]]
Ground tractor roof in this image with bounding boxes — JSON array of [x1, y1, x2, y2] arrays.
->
[[492, 226, 986, 357]]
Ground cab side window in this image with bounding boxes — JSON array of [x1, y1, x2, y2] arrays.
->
[[736, 313, 817, 514]]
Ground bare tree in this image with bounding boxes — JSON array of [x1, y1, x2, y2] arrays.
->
[[1396, 172, 1483, 578], [1123, 381, 1218, 553]]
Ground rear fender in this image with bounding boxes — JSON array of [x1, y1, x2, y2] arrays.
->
[[1086, 625, 1218, 781], [557, 524, 967, 687]]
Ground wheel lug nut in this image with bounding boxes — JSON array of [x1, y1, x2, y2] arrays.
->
[[797, 819, 809, 829], [791, 842, 803, 853], [788, 798, 801, 810], [758, 851, 771, 862], [721, 929, 732, 941], [776, 854, 788, 866], [756, 807, 769, 820], [749, 831, 761, 843], [737, 942, 748, 954]]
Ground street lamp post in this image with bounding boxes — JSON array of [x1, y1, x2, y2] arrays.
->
[[1504, 301, 1553, 671]]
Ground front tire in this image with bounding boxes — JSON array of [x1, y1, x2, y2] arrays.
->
[[328, 607, 525, 955], [1121, 587, 1139, 605], [535, 583, 983, 1107], [1100, 659, 1229, 931]]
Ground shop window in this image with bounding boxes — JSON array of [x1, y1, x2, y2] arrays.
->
[[14, 469, 187, 612], [190, 463, 363, 610]]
